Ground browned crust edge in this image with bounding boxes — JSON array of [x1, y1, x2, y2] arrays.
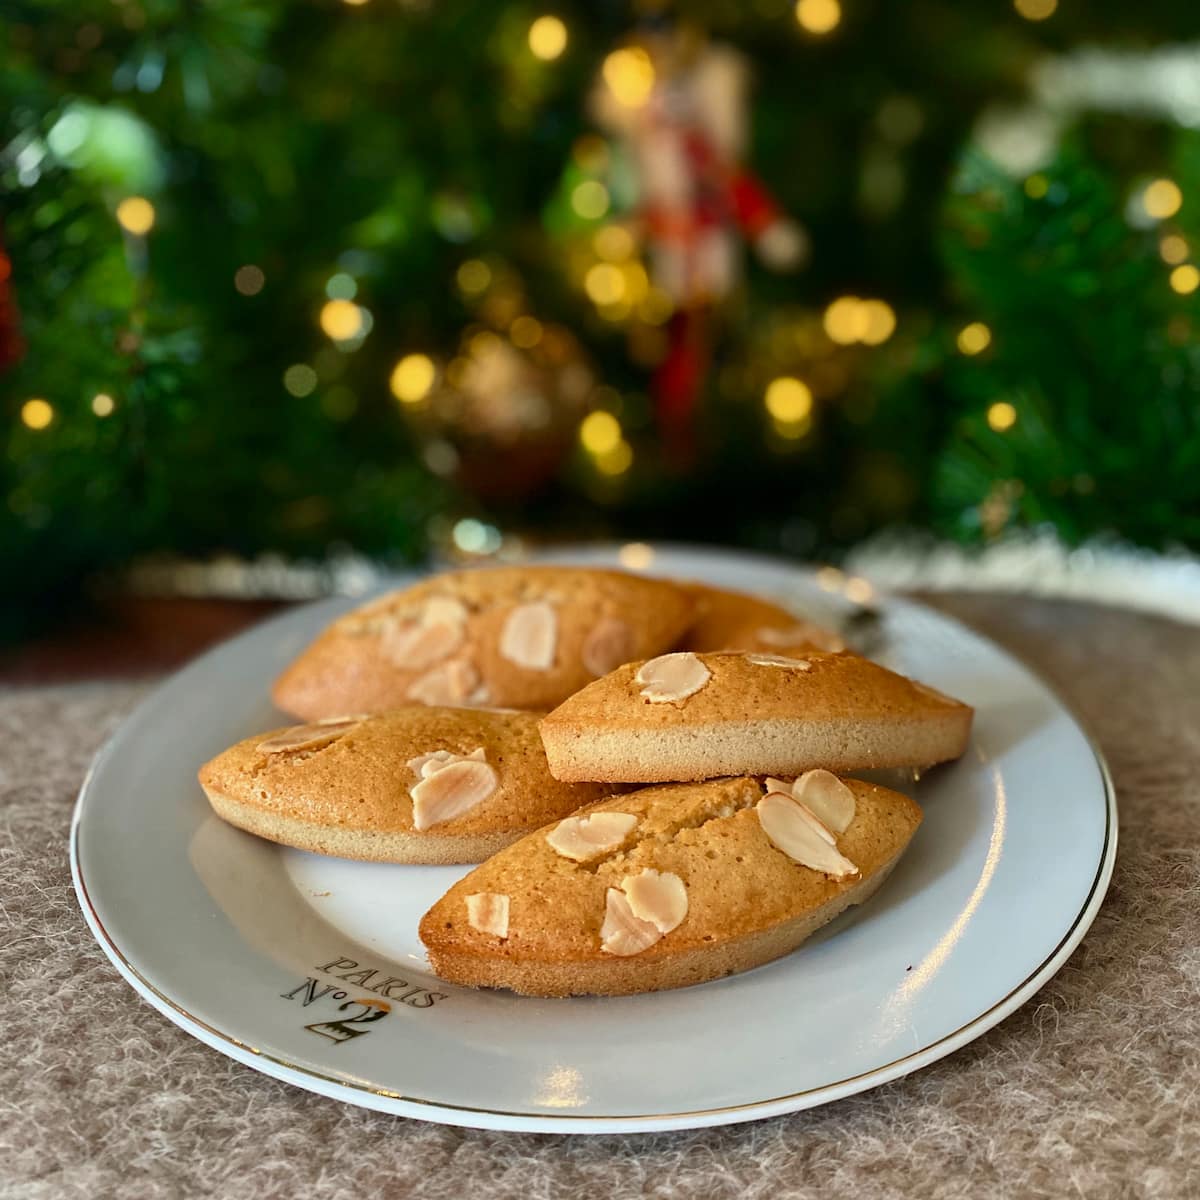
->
[[202, 786, 531, 865], [540, 712, 974, 783], [422, 851, 905, 997]]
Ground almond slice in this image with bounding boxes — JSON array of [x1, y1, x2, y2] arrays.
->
[[582, 617, 636, 677], [406, 659, 480, 706], [382, 595, 470, 669], [545, 811, 638, 862], [745, 653, 811, 670], [620, 869, 688, 934], [757, 623, 846, 653], [757, 793, 859, 877], [599, 887, 663, 957], [410, 759, 498, 830], [406, 747, 486, 778], [383, 619, 465, 670], [793, 769, 856, 834], [257, 718, 361, 755], [634, 651, 711, 704], [793, 799, 838, 846], [465, 892, 509, 938], [423, 595, 470, 626], [763, 776, 836, 845], [499, 601, 558, 670], [409, 749, 455, 777]]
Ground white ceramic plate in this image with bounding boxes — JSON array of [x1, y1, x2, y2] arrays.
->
[[71, 545, 1115, 1134]]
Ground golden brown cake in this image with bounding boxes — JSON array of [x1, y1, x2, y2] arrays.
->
[[539, 649, 973, 782], [419, 772, 923, 996], [679, 581, 845, 654], [272, 566, 695, 720], [198, 707, 609, 864]]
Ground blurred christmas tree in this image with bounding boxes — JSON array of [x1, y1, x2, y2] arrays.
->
[[3, 0, 1199, 634]]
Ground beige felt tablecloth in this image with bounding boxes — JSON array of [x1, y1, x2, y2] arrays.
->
[[3, 593, 1198, 1200]]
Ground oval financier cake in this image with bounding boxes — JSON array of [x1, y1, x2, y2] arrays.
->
[[271, 566, 696, 720], [677, 581, 846, 655], [198, 707, 609, 864], [539, 649, 973, 783], [419, 772, 923, 996]]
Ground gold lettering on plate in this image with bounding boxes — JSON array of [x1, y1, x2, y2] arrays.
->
[[278, 957, 447, 1046], [317, 956, 448, 1009]]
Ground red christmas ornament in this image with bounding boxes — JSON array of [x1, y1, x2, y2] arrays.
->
[[0, 222, 25, 372], [591, 28, 807, 460]]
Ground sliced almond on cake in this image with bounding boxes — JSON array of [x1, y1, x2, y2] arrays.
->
[[546, 811, 638, 862], [419, 774, 922, 997], [634, 652, 712, 703], [271, 566, 695, 719], [582, 617, 636, 678], [792, 769, 857, 834], [406, 659, 480, 706], [466, 893, 510, 938], [499, 601, 558, 670], [540, 650, 973, 782], [256, 718, 363, 755], [198, 707, 608, 865], [410, 759, 499, 831]]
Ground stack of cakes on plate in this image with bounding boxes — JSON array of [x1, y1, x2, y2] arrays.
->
[[199, 566, 972, 997]]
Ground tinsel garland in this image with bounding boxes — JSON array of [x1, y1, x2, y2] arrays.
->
[[121, 535, 1200, 626]]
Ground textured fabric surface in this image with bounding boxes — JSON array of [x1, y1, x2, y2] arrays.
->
[[2, 593, 1198, 1200]]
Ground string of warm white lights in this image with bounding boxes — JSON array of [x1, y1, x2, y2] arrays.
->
[[11, 0, 1193, 515]]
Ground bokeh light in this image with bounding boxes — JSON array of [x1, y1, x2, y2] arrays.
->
[[602, 47, 655, 108], [987, 401, 1018, 431], [325, 272, 357, 300], [456, 259, 491, 295], [764, 377, 813, 423], [618, 542, 654, 569], [860, 299, 896, 345], [824, 296, 866, 344], [1170, 264, 1200, 294], [795, 0, 841, 35], [319, 299, 364, 341], [283, 365, 318, 397], [116, 196, 155, 235], [1014, 0, 1057, 18], [773, 417, 811, 441], [470, 330, 501, 357], [579, 410, 622, 456], [621, 260, 649, 304], [1159, 235, 1189, 265], [957, 322, 992, 355], [21, 399, 54, 430], [91, 392, 116, 417], [845, 577, 876, 604], [1143, 179, 1183, 220], [572, 180, 610, 220], [584, 263, 625, 306], [594, 225, 635, 262], [595, 439, 633, 476], [390, 353, 436, 403], [528, 16, 568, 61], [234, 265, 265, 296], [510, 315, 543, 348]]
